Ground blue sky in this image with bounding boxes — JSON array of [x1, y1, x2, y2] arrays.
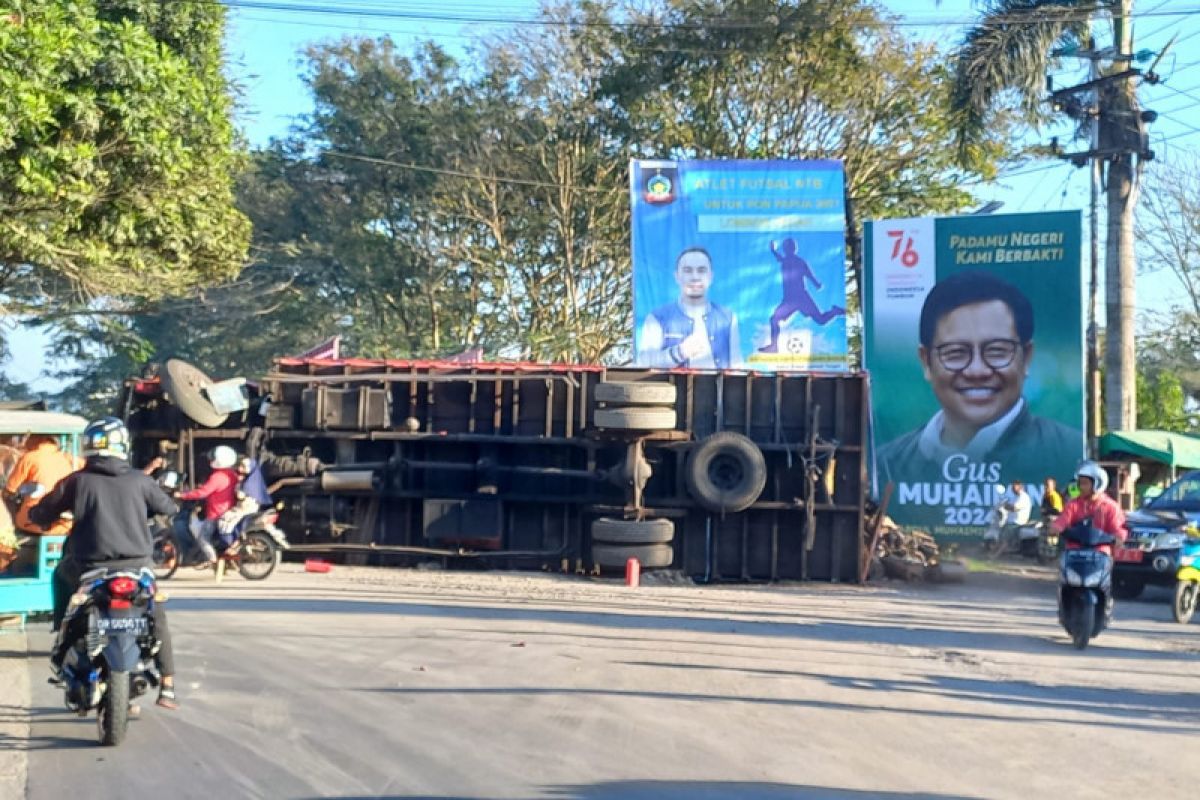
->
[[7, 0, 1200, 392]]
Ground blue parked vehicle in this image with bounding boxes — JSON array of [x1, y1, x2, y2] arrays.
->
[[1116, 471, 1200, 599], [0, 411, 88, 629]]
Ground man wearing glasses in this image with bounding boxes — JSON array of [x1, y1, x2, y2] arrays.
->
[[877, 270, 1080, 483]]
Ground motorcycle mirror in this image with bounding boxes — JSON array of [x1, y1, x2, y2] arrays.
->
[[16, 482, 45, 499], [160, 471, 181, 490]]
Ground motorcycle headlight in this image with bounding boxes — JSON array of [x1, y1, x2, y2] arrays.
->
[[1083, 570, 1104, 587], [1064, 567, 1083, 586], [1155, 532, 1186, 550]]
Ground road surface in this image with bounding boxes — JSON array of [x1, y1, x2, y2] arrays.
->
[[2, 563, 1197, 799]]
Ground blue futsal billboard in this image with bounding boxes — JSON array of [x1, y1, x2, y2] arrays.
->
[[630, 159, 850, 371]]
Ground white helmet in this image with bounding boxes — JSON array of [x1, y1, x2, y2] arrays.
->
[[1074, 460, 1108, 495], [209, 445, 238, 470]]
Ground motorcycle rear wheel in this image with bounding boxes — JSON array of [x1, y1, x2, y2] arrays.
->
[[98, 672, 130, 746], [237, 531, 278, 581], [1173, 581, 1198, 624]]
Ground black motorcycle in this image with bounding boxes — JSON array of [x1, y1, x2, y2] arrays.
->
[[52, 567, 163, 746], [1057, 519, 1118, 650], [152, 504, 282, 582]]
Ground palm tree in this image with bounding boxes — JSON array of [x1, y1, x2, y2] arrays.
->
[[949, 0, 1142, 434]]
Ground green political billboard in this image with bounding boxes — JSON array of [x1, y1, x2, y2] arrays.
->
[[863, 211, 1085, 538]]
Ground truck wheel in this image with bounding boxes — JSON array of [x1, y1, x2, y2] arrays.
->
[[593, 381, 677, 406], [684, 432, 767, 513], [163, 359, 229, 428], [592, 543, 674, 570], [1113, 577, 1144, 600], [591, 517, 675, 545], [593, 407, 677, 431]]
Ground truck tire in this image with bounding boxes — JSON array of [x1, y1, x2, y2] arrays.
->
[[593, 407, 677, 431], [684, 432, 767, 513], [593, 381, 677, 406], [592, 543, 674, 570], [591, 517, 675, 545], [164, 359, 229, 428]]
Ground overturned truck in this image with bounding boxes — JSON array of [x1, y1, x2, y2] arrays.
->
[[120, 359, 869, 583]]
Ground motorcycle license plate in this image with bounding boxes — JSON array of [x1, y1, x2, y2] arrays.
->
[[97, 617, 149, 635], [1114, 547, 1143, 563]]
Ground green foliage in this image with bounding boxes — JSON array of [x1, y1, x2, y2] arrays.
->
[[1136, 370, 1197, 433], [948, 0, 1091, 152], [0, 1, 248, 310], [221, 0, 1004, 368], [45, 0, 1013, 394]]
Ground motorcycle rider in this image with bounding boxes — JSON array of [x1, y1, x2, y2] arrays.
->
[[34, 417, 181, 710], [1050, 462, 1127, 554], [177, 445, 239, 564], [1041, 476, 1063, 521], [984, 480, 1032, 551]]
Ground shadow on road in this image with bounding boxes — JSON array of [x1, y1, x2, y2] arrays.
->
[[310, 781, 981, 799], [354, 683, 1198, 737], [170, 595, 1199, 663], [618, 661, 1200, 723]]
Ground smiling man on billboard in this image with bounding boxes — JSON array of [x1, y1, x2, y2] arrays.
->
[[877, 270, 1080, 483]]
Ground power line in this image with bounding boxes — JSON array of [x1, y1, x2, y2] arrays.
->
[[204, 0, 1200, 32], [1154, 111, 1200, 138]]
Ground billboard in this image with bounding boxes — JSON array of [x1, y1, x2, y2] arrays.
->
[[864, 211, 1085, 538], [631, 160, 849, 372]]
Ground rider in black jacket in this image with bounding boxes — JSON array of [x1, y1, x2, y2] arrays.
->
[[33, 417, 181, 709]]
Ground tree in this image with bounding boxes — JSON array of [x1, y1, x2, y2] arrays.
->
[[1135, 371, 1196, 432], [0, 0, 249, 316], [50, 0, 1016, 396], [949, 0, 1144, 432], [598, 0, 1008, 302]]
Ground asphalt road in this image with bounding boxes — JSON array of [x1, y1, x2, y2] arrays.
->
[[5, 563, 1199, 799]]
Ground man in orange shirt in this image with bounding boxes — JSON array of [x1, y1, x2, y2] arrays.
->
[[5, 434, 80, 536]]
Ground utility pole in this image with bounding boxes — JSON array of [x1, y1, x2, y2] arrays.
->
[[1050, 1, 1157, 442], [1106, 0, 1138, 434]]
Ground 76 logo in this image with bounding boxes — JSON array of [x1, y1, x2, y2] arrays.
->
[[886, 230, 919, 268]]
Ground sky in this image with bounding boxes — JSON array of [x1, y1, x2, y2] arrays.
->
[[7, 0, 1200, 393]]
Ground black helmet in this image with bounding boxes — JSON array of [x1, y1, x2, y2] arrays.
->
[[83, 417, 130, 459]]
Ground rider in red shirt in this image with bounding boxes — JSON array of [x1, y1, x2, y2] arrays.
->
[[177, 446, 239, 562], [1051, 461, 1127, 555]]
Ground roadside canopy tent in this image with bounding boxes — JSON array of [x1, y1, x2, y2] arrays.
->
[[1099, 429, 1200, 471]]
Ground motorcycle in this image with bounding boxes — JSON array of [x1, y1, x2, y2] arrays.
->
[[150, 465, 288, 582], [1057, 519, 1118, 650], [1037, 517, 1060, 565], [52, 567, 162, 746], [983, 511, 1040, 559], [1171, 525, 1200, 624], [152, 503, 285, 582]]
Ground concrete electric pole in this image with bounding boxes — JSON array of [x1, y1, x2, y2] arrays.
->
[[1050, 0, 1157, 441]]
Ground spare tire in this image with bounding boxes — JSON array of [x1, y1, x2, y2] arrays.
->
[[593, 407, 677, 431], [593, 381, 677, 406], [591, 517, 675, 544], [163, 359, 228, 428], [592, 543, 674, 570], [685, 432, 767, 513]]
